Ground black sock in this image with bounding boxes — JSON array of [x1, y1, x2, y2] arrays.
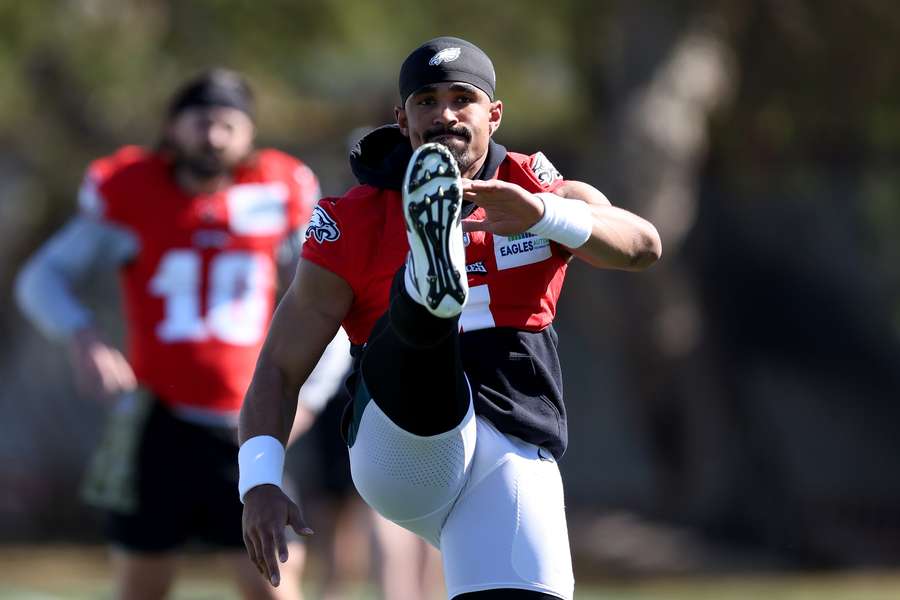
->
[[387, 266, 458, 348], [359, 266, 469, 436]]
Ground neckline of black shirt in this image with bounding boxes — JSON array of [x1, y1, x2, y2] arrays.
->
[[348, 124, 508, 218]]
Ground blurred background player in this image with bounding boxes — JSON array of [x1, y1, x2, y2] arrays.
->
[[14, 68, 350, 600]]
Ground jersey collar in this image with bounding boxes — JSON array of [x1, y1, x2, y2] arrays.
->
[[349, 124, 507, 191]]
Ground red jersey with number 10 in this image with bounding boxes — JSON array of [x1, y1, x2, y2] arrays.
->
[[301, 150, 568, 346], [84, 146, 319, 413]]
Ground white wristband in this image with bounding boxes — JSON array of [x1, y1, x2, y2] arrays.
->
[[528, 192, 593, 249], [238, 435, 285, 503]]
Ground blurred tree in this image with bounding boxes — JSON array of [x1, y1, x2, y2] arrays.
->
[[2, 0, 900, 570]]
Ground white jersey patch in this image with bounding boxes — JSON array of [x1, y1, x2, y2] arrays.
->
[[530, 152, 562, 186], [226, 182, 289, 235], [493, 233, 552, 270]]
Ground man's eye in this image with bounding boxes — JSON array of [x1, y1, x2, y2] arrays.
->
[[417, 97, 436, 106]]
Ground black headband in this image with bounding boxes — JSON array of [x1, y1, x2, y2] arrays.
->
[[399, 36, 496, 104], [167, 69, 255, 119]]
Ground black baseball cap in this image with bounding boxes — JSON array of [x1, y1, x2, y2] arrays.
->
[[399, 36, 496, 104], [167, 68, 255, 120]]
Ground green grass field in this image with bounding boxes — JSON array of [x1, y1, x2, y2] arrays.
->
[[1, 546, 899, 599]]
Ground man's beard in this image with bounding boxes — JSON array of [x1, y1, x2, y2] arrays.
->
[[424, 125, 474, 173], [171, 145, 243, 178]]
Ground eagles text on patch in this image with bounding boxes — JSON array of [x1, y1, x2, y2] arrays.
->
[[493, 232, 552, 270]]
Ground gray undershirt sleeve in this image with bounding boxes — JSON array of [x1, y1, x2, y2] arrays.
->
[[280, 203, 352, 413], [276, 227, 305, 270], [298, 329, 352, 413], [15, 216, 139, 340]]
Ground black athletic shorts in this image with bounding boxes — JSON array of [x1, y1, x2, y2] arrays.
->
[[101, 396, 297, 553], [309, 383, 355, 498]]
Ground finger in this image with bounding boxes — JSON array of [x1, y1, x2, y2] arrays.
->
[[112, 352, 137, 390], [466, 179, 504, 192], [246, 531, 267, 578], [275, 528, 289, 564], [287, 501, 314, 537], [115, 357, 137, 392], [462, 219, 491, 233], [259, 529, 282, 587], [251, 530, 268, 577], [243, 531, 261, 573], [95, 351, 119, 396], [250, 530, 271, 580], [105, 353, 127, 394]]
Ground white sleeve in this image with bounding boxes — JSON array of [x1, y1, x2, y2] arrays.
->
[[297, 328, 353, 413], [276, 227, 305, 269], [278, 165, 322, 269], [15, 216, 139, 340]]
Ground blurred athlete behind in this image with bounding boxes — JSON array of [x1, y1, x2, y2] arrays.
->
[[15, 68, 348, 600]]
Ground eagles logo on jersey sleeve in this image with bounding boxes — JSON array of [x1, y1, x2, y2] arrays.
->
[[305, 205, 341, 243], [529, 152, 562, 187]]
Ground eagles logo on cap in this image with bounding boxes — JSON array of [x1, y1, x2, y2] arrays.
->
[[429, 47, 461, 66], [399, 36, 496, 103]]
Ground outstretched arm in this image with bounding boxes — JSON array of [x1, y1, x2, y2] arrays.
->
[[462, 178, 661, 270], [553, 180, 661, 270], [239, 258, 353, 587]]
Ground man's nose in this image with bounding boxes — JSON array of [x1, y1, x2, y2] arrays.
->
[[432, 104, 458, 126], [206, 124, 230, 148]]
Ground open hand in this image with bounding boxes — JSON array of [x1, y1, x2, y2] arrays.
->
[[68, 327, 137, 401], [242, 484, 313, 587], [461, 178, 544, 236]]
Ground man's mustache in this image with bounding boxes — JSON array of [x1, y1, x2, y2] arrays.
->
[[424, 126, 472, 143]]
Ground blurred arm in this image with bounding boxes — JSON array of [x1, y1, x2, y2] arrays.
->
[[239, 259, 354, 446], [275, 228, 305, 289], [15, 216, 138, 339]]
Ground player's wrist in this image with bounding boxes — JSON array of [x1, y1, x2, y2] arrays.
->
[[238, 435, 285, 503], [528, 192, 593, 248]]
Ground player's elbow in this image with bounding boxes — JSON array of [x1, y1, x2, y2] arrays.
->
[[628, 225, 662, 270], [14, 258, 41, 317]]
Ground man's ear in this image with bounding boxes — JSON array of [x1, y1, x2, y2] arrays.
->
[[395, 106, 409, 137], [488, 100, 503, 136]]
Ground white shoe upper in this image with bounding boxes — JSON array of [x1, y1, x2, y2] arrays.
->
[[402, 143, 468, 318]]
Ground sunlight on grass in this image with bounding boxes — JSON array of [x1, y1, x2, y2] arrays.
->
[[4, 575, 900, 600], [0, 546, 898, 600]]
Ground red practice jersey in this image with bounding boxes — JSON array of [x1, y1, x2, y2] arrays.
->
[[302, 151, 568, 345], [83, 146, 319, 413]]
